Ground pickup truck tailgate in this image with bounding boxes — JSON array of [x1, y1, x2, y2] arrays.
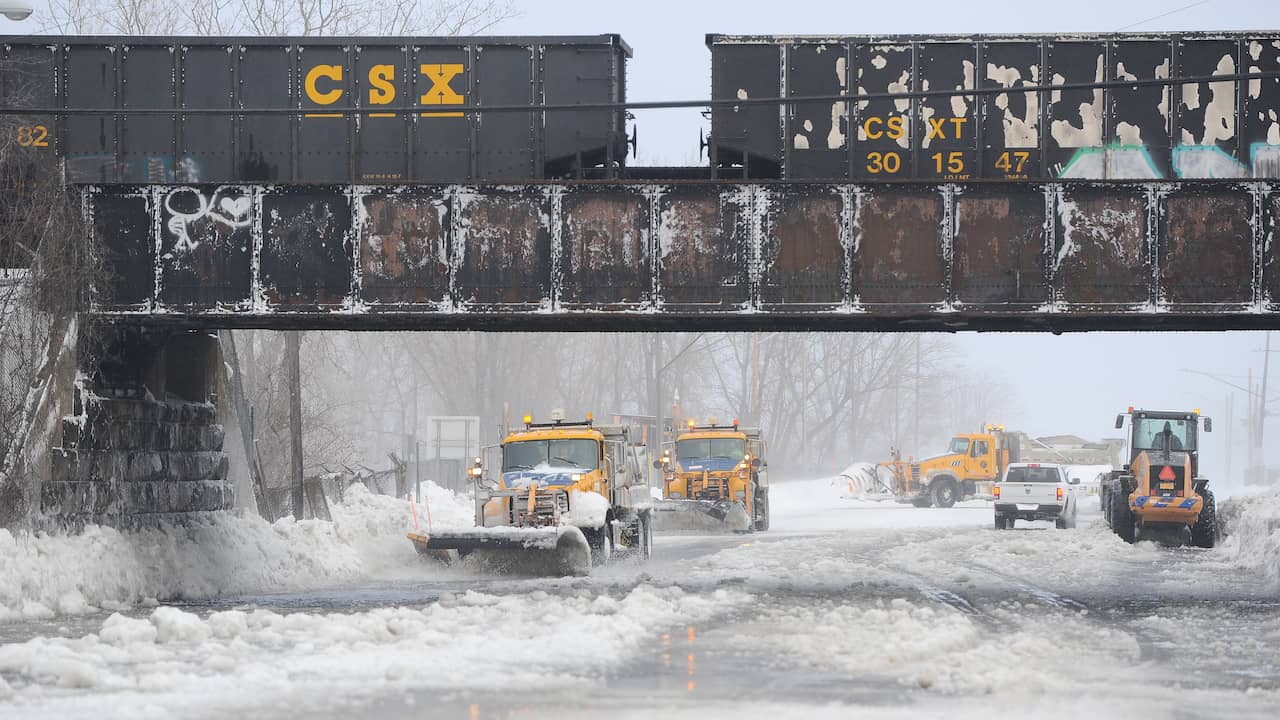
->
[[999, 482, 1059, 507]]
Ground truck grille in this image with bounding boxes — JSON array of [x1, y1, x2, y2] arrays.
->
[[688, 474, 730, 501], [515, 491, 569, 527]]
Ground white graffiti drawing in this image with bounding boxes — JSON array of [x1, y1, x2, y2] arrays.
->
[[165, 188, 252, 253]]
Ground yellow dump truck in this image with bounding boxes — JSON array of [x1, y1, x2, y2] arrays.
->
[[653, 419, 769, 533], [879, 425, 1017, 507], [1102, 408, 1217, 547], [407, 412, 652, 575]]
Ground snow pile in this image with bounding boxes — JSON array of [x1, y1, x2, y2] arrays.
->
[[1220, 489, 1280, 584], [565, 490, 610, 528], [0, 482, 471, 623], [836, 462, 892, 499], [0, 584, 750, 719]]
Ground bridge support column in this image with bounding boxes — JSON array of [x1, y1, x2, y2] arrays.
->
[[42, 327, 234, 528]]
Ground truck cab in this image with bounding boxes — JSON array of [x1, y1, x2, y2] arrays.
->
[[478, 412, 651, 561], [656, 420, 770, 532], [881, 424, 1018, 508]]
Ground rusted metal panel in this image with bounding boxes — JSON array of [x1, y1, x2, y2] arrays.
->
[[979, 41, 1042, 180], [1175, 39, 1242, 179], [1264, 191, 1280, 309], [952, 187, 1049, 308], [786, 42, 850, 179], [453, 188, 550, 308], [851, 187, 946, 306], [1159, 188, 1254, 307], [850, 43, 913, 182], [259, 190, 354, 308], [917, 43, 977, 181], [559, 189, 649, 308], [655, 186, 748, 308], [359, 189, 450, 309], [758, 187, 846, 307], [92, 191, 153, 309], [156, 186, 253, 308], [1054, 186, 1149, 307]]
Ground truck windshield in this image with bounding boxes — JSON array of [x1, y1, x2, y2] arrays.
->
[[1132, 417, 1195, 452], [502, 439, 599, 471], [947, 437, 970, 454], [677, 438, 746, 462], [1005, 466, 1062, 483]]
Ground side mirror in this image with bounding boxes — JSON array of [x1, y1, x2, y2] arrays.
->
[[1114, 414, 1125, 430], [1069, 477, 1081, 486], [751, 458, 762, 469], [652, 459, 664, 469], [1203, 417, 1212, 432]]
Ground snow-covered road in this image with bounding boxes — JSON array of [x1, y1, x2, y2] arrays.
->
[[2, 479, 1279, 719]]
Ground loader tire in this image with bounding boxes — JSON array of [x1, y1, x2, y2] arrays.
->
[[1191, 490, 1217, 549], [931, 478, 958, 509], [1110, 495, 1136, 543], [754, 489, 770, 532]]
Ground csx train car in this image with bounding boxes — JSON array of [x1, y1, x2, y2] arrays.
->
[[0, 35, 631, 184], [707, 32, 1280, 181]]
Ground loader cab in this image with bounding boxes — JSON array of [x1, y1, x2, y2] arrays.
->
[[1115, 409, 1210, 477]]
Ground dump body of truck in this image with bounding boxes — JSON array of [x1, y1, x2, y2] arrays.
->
[[653, 422, 769, 533], [407, 415, 652, 574]]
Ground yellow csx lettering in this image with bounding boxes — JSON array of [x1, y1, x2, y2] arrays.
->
[[303, 63, 465, 118], [862, 116, 905, 140], [926, 116, 969, 140]]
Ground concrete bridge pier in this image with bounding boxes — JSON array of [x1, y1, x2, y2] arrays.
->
[[42, 327, 234, 528]]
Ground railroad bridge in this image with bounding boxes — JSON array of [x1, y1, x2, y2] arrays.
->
[[5, 30, 1280, 527]]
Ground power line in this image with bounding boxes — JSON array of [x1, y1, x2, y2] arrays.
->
[[1116, 1, 1211, 32], [1, 68, 1276, 117]]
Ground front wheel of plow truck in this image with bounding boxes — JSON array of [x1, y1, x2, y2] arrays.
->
[[930, 478, 958, 509], [588, 516, 614, 566], [1191, 489, 1217, 549], [754, 487, 770, 531]]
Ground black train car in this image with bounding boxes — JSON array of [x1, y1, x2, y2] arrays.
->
[[0, 35, 630, 184], [708, 32, 1280, 181]]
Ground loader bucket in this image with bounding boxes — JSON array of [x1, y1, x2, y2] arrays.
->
[[650, 498, 752, 534], [407, 526, 592, 576]]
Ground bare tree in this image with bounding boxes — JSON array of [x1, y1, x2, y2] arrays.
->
[[41, 0, 518, 36]]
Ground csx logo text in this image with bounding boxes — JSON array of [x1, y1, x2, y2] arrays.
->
[[304, 64, 466, 118]]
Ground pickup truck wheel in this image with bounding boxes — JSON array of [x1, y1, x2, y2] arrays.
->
[[931, 479, 958, 509], [1055, 516, 1067, 529], [1191, 490, 1217, 549], [994, 514, 1009, 530]]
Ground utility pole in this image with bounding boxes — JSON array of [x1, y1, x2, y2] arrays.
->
[[914, 336, 921, 453], [1225, 392, 1233, 485], [286, 331, 305, 519], [1260, 332, 1271, 480], [649, 333, 663, 486]]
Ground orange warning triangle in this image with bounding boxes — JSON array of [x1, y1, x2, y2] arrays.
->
[[1158, 465, 1176, 481]]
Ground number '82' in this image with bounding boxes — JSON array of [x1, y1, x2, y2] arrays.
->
[[16, 126, 49, 148]]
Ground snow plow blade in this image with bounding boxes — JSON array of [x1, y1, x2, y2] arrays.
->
[[406, 526, 591, 576], [651, 499, 751, 534]]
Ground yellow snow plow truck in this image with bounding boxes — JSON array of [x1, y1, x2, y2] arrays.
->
[[653, 419, 769, 533], [1102, 408, 1217, 547], [407, 412, 652, 575], [879, 425, 1018, 508]]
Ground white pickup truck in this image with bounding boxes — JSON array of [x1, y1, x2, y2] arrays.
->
[[994, 462, 1079, 530]]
